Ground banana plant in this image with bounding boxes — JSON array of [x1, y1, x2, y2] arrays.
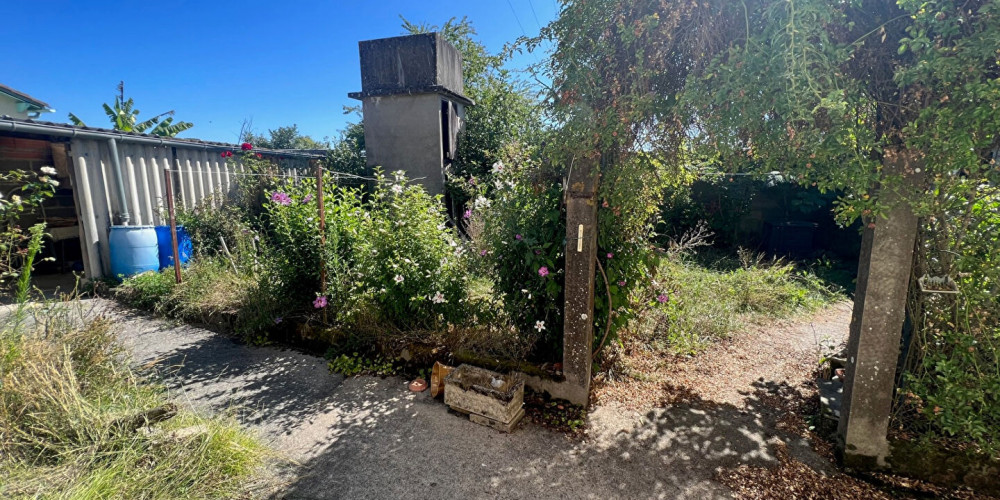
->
[[67, 81, 193, 137]]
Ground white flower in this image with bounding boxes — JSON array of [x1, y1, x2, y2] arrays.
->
[[10, 194, 22, 205], [431, 291, 447, 304], [534, 320, 546, 332], [394, 274, 404, 284], [40, 166, 57, 176], [580, 314, 588, 320], [391, 184, 404, 195], [473, 196, 490, 209], [47, 179, 59, 187], [492, 161, 504, 173]]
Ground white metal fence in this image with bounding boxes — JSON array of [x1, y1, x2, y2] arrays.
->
[[70, 138, 247, 278]]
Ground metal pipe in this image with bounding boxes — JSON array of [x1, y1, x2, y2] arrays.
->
[[106, 138, 130, 225]]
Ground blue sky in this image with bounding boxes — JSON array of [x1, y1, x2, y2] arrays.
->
[[2, 0, 557, 144]]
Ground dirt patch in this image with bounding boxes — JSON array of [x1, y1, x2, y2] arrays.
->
[[595, 301, 852, 410]]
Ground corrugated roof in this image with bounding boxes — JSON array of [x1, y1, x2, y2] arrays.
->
[[0, 117, 328, 159], [0, 83, 52, 109]]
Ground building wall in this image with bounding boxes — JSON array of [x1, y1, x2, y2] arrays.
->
[[0, 94, 30, 119], [362, 93, 445, 195]]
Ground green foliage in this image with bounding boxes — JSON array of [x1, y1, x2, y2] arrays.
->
[[902, 187, 1000, 454], [68, 81, 193, 137], [245, 124, 328, 150], [0, 303, 266, 498], [403, 16, 543, 208], [0, 168, 56, 293], [349, 171, 469, 329], [327, 352, 398, 377], [477, 145, 565, 358], [636, 249, 839, 354], [324, 121, 368, 179]]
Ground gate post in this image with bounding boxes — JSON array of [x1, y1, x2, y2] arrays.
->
[[561, 155, 600, 405], [838, 148, 923, 468]]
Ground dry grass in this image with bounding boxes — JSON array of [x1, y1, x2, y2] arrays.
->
[[0, 302, 268, 499]]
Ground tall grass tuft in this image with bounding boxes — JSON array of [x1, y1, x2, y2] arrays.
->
[[1, 263, 267, 498]]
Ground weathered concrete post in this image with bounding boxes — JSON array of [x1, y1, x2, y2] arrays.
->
[[561, 155, 600, 405], [838, 148, 923, 468]]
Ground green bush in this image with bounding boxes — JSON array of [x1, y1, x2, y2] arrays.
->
[[477, 147, 565, 358], [349, 171, 470, 330], [902, 188, 1000, 454], [636, 250, 838, 354]]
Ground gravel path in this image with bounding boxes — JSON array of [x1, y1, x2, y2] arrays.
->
[[90, 299, 851, 499]]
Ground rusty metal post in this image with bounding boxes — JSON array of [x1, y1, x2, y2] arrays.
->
[[316, 160, 327, 324], [163, 166, 182, 284], [561, 155, 600, 405]]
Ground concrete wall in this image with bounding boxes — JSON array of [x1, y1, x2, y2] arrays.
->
[[362, 93, 445, 195], [0, 94, 29, 119], [358, 33, 464, 97]]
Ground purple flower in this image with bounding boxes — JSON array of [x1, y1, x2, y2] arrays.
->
[[480, 249, 488, 256], [607, 252, 614, 259], [618, 281, 626, 287], [274, 317, 283, 324], [313, 296, 328, 309], [463, 209, 472, 219], [515, 234, 522, 240], [656, 293, 669, 304], [538, 266, 549, 277], [303, 193, 314, 203], [534, 249, 542, 255], [271, 192, 291, 206]]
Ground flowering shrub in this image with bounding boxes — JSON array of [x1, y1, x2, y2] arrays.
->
[[262, 177, 362, 320], [478, 146, 566, 357], [349, 171, 468, 329]]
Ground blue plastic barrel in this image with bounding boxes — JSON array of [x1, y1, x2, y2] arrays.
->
[[109, 225, 160, 279], [154, 225, 193, 270]]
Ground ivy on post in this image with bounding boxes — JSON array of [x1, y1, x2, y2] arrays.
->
[[561, 154, 600, 406]]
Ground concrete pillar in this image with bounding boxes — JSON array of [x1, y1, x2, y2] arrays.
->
[[561, 156, 600, 405], [838, 148, 923, 468], [348, 33, 472, 197]]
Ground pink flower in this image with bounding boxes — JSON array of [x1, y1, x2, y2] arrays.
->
[[534, 249, 542, 255], [271, 192, 291, 206], [463, 209, 472, 219], [515, 234, 522, 240], [241, 142, 253, 151], [538, 266, 549, 277], [303, 194, 313, 203], [480, 249, 488, 256], [607, 252, 614, 259], [256, 152, 263, 158], [220, 152, 228, 158], [313, 296, 328, 309], [618, 281, 626, 287], [656, 293, 669, 303]]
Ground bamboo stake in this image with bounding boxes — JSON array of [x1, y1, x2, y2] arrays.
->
[[164, 166, 182, 284], [316, 160, 327, 324]]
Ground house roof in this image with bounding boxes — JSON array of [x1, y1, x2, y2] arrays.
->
[[0, 117, 328, 159], [0, 83, 54, 112]]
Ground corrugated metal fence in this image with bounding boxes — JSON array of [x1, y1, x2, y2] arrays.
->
[[70, 138, 313, 279]]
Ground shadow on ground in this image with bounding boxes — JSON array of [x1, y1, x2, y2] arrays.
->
[[101, 300, 832, 499]]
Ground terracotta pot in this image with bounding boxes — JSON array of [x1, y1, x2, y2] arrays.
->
[[409, 378, 428, 392], [430, 362, 453, 398]]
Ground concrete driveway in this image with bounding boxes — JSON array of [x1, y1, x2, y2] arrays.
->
[[96, 299, 830, 499]]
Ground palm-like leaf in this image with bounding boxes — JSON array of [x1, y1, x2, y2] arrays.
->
[[67, 112, 86, 127], [68, 83, 193, 136]]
